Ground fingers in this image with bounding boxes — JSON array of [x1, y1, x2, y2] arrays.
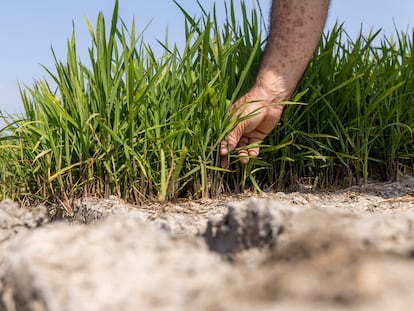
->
[[219, 130, 241, 156], [239, 149, 260, 164], [220, 120, 246, 167], [219, 106, 266, 168], [220, 145, 260, 167], [237, 137, 249, 164], [238, 136, 260, 165], [219, 137, 238, 168], [221, 135, 262, 167], [219, 91, 281, 168]]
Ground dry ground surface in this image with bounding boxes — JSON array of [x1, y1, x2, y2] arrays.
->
[[2, 176, 414, 310]]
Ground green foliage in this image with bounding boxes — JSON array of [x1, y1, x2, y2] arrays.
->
[[264, 24, 414, 187], [0, 0, 263, 205], [263, 25, 414, 189], [1, 1, 414, 207]]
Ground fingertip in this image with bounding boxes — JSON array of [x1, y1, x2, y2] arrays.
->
[[240, 157, 249, 164], [219, 139, 230, 157], [223, 143, 237, 156], [248, 148, 260, 158], [238, 149, 249, 164]]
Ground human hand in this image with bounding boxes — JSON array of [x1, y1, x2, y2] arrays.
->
[[220, 85, 285, 168]]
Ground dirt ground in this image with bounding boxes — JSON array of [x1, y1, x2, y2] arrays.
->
[[2, 176, 414, 310], [157, 176, 414, 310]]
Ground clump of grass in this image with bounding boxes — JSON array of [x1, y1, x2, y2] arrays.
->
[[0, 0, 263, 208], [263, 24, 414, 189], [1, 1, 414, 208]]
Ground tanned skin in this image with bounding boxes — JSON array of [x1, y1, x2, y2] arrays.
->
[[220, 0, 330, 168]]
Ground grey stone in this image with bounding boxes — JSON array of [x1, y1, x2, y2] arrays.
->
[[1, 215, 233, 311], [2, 177, 414, 311], [204, 198, 291, 253], [0, 200, 48, 244]]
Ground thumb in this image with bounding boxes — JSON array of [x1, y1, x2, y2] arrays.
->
[[220, 123, 245, 156]]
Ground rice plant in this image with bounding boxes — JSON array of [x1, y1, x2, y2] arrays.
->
[[0, 0, 413, 209], [263, 24, 414, 189], [0, 0, 264, 209]]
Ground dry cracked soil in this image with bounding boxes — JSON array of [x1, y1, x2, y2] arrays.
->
[[2, 177, 414, 310]]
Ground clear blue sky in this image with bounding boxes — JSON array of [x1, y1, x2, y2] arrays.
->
[[0, 0, 413, 118]]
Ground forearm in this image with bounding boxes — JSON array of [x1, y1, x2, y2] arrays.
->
[[256, 0, 330, 100], [220, 0, 329, 166]]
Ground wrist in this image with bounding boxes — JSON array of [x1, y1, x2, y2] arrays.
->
[[254, 70, 291, 102]]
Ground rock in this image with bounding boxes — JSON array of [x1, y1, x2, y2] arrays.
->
[[56, 197, 148, 224], [203, 198, 414, 307], [1, 215, 234, 311], [0, 200, 49, 311], [204, 198, 291, 253], [0, 200, 49, 244], [205, 197, 414, 258], [2, 177, 414, 311]]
